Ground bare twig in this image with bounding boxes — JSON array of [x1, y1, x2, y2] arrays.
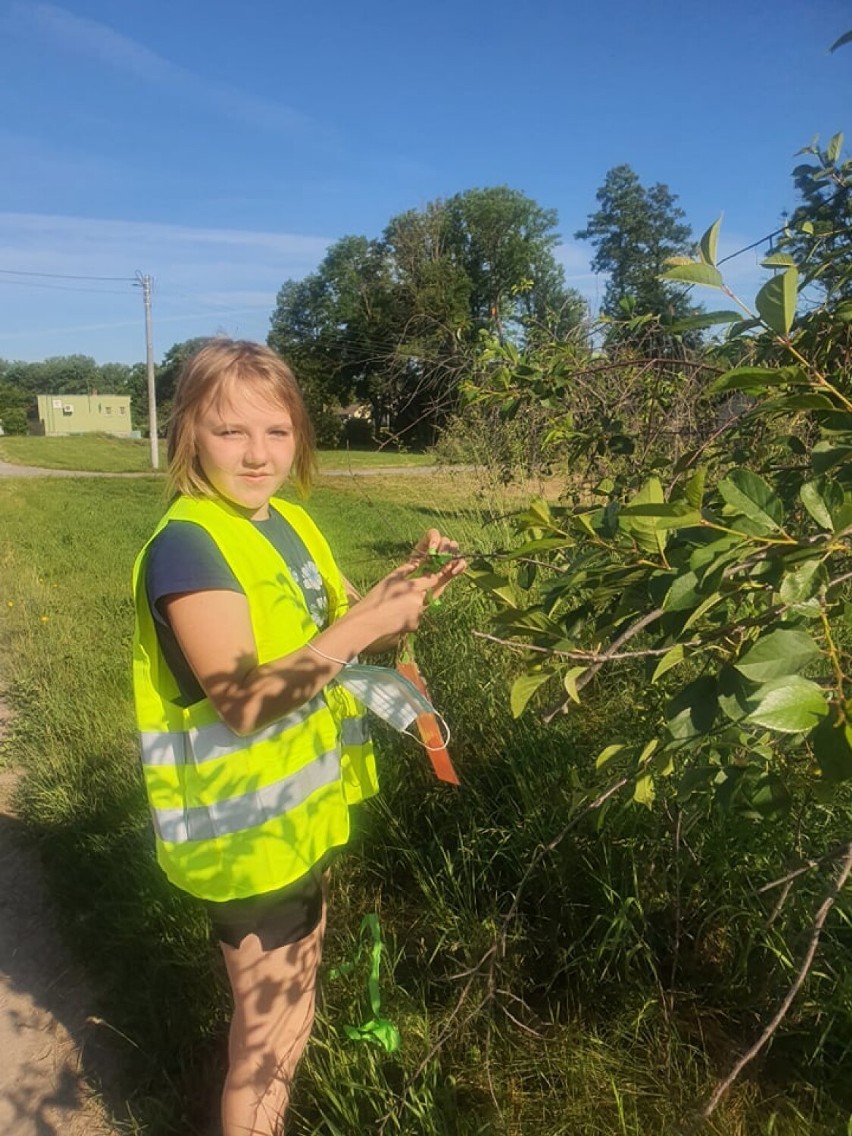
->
[[702, 839, 852, 1119], [753, 841, 851, 896], [542, 608, 664, 723]]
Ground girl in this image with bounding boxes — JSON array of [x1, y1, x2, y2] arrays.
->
[[131, 339, 464, 1135]]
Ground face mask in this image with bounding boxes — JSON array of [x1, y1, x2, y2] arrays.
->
[[336, 664, 450, 751]]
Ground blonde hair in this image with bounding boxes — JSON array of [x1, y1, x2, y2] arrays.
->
[[166, 339, 316, 499]]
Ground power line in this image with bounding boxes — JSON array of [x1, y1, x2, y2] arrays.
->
[[0, 277, 133, 296], [0, 267, 136, 282]]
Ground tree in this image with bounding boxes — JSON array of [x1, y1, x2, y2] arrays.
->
[[781, 133, 852, 301], [575, 164, 695, 320], [468, 207, 852, 1116], [0, 380, 30, 434], [268, 188, 585, 442]]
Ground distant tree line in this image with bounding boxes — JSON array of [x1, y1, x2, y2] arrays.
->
[[5, 153, 841, 444]]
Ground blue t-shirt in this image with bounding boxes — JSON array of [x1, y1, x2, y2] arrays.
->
[[145, 511, 328, 704]]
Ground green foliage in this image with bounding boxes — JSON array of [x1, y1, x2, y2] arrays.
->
[[575, 164, 697, 321], [0, 379, 30, 434], [780, 133, 852, 301], [268, 188, 586, 444], [469, 179, 852, 850], [0, 354, 149, 432]]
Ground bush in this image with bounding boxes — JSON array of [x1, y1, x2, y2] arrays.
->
[[0, 407, 28, 435]]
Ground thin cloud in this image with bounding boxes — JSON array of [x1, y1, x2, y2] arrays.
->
[[1, 212, 331, 269], [0, 212, 332, 360], [9, 2, 312, 135]]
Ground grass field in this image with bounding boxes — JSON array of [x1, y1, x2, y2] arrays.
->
[[1, 470, 849, 1135], [0, 434, 435, 473]]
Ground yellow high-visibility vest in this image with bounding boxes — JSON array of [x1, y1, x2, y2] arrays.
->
[[132, 494, 377, 902]]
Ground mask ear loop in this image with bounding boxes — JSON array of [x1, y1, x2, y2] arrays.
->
[[401, 711, 451, 751]]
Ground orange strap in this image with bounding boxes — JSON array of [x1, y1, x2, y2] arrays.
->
[[395, 659, 460, 785]]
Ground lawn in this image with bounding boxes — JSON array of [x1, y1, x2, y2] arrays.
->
[[0, 433, 436, 473]]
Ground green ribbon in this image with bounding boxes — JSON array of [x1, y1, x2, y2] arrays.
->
[[328, 912, 401, 1053]]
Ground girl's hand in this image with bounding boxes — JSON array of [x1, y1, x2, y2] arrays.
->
[[405, 528, 466, 603], [355, 529, 466, 638]]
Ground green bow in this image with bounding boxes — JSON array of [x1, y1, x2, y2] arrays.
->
[[329, 912, 401, 1053]]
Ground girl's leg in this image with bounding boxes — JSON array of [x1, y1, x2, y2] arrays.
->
[[219, 900, 326, 1136]]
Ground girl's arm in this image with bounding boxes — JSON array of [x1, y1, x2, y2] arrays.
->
[[162, 532, 464, 735]]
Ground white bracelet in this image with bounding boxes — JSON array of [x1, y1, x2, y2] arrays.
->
[[306, 640, 352, 668]]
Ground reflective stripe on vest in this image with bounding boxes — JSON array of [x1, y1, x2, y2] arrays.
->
[[140, 694, 326, 766], [151, 747, 341, 844]]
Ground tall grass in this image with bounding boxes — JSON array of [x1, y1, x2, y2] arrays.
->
[[0, 471, 849, 1134]]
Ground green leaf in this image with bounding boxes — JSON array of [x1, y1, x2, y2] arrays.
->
[[761, 393, 835, 411], [760, 252, 797, 268], [661, 262, 724, 289], [812, 441, 852, 475], [745, 675, 828, 733], [666, 675, 718, 739], [718, 666, 751, 723], [620, 503, 703, 530], [682, 590, 725, 632], [779, 559, 825, 606], [504, 536, 569, 558], [562, 666, 585, 705], [826, 132, 843, 163], [662, 571, 701, 613], [698, 216, 722, 267], [619, 477, 667, 555], [469, 571, 517, 606], [633, 772, 656, 808], [709, 365, 806, 394], [800, 481, 833, 529], [669, 310, 742, 333], [810, 714, 852, 782], [510, 669, 554, 718], [735, 628, 822, 683], [718, 468, 784, 532], [755, 266, 798, 336], [527, 497, 552, 525], [596, 743, 627, 770], [685, 467, 707, 508], [637, 739, 660, 766], [651, 643, 685, 683]]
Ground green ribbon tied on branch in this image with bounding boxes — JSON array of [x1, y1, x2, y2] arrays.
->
[[328, 912, 401, 1053], [411, 550, 454, 608]]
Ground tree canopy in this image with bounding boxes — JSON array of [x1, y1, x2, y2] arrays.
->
[[268, 187, 586, 441], [781, 133, 852, 301], [575, 164, 695, 320]]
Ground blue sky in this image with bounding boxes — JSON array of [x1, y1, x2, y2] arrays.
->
[[1, 0, 851, 364]]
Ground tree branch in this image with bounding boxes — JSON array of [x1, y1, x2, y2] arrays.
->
[[702, 839, 852, 1119]]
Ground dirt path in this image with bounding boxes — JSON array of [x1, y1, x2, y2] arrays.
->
[[0, 700, 118, 1136]]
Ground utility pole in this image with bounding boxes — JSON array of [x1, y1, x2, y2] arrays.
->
[[136, 271, 158, 469]]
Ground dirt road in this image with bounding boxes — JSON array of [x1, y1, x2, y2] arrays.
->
[[0, 702, 117, 1135]]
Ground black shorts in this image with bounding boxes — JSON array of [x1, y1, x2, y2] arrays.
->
[[205, 863, 327, 951]]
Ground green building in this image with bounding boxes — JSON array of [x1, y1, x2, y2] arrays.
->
[[35, 393, 134, 437]]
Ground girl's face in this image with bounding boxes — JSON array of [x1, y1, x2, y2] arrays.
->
[[194, 383, 296, 519]]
